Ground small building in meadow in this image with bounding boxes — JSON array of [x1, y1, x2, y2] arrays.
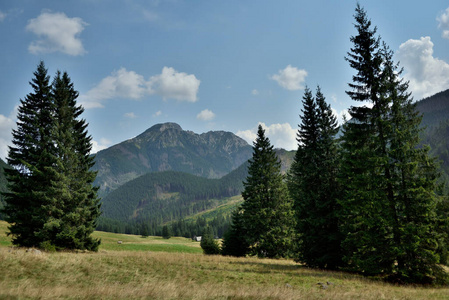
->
[[192, 236, 202, 242]]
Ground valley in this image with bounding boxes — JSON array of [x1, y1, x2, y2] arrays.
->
[[1, 89, 449, 239]]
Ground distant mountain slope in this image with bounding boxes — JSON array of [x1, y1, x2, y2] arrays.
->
[[275, 149, 296, 173], [99, 161, 249, 231], [416, 88, 449, 128], [0, 158, 10, 220], [93, 122, 252, 196], [414, 89, 449, 189], [421, 119, 449, 186]]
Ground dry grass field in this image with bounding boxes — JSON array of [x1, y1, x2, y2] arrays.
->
[[1, 220, 449, 299]]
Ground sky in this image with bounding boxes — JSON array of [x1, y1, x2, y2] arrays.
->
[[1, 0, 449, 160]]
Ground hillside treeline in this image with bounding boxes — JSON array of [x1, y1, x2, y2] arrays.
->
[[417, 89, 449, 128], [0, 158, 10, 220], [97, 163, 248, 236]]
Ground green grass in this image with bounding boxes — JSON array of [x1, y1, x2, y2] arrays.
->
[[93, 230, 202, 253], [0, 221, 202, 253], [1, 220, 449, 299]]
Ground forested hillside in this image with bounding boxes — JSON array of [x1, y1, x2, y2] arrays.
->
[[93, 122, 252, 197], [421, 119, 449, 184], [416, 89, 449, 186], [98, 161, 249, 235], [416, 89, 449, 128], [0, 158, 10, 220]]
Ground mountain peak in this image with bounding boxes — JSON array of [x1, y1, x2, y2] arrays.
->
[[151, 122, 183, 132], [93, 123, 253, 196], [137, 122, 183, 138]]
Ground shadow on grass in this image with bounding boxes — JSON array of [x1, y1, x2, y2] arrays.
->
[[228, 260, 360, 279]]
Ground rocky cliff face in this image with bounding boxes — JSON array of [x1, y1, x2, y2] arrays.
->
[[92, 123, 253, 196]]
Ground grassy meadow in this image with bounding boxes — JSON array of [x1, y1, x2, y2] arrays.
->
[[1, 220, 449, 299]]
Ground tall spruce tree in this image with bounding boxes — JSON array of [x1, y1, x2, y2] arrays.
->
[[36, 71, 101, 250], [3, 61, 55, 247], [2, 63, 101, 251], [340, 4, 448, 283], [288, 86, 342, 269], [234, 125, 295, 258], [378, 44, 447, 283]]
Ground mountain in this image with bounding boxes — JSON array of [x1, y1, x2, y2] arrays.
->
[[275, 149, 296, 173], [416, 89, 449, 128], [98, 161, 249, 235], [0, 158, 10, 220], [92, 122, 253, 197], [416, 89, 449, 189]]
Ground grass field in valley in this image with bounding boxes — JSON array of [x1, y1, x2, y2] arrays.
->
[[1, 220, 449, 299]]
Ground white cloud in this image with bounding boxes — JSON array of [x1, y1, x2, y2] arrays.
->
[[124, 112, 137, 119], [237, 122, 297, 150], [148, 67, 200, 102], [26, 11, 87, 56], [397, 36, 449, 99], [271, 65, 308, 91], [331, 108, 350, 125], [91, 138, 111, 154], [79, 68, 147, 109], [0, 10, 6, 22], [0, 108, 17, 160], [437, 7, 449, 40], [236, 129, 257, 146], [154, 110, 162, 117], [80, 67, 200, 109], [251, 89, 259, 95], [197, 109, 215, 121]]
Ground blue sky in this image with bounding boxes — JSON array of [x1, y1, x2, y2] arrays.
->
[[1, 1, 449, 160]]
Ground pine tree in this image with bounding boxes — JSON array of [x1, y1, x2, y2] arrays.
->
[[36, 71, 101, 251], [238, 125, 295, 258], [2, 63, 101, 251], [288, 86, 342, 269], [200, 226, 220, 255], [3, 61, 55, 247], [340, 4, 448, 283], [162, 225, 172, 239], [379, 44, 447, 283], [221, 207, 250, 257]]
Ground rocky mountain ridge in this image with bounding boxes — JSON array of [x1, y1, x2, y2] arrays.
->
[[92, 122, 253, 196]]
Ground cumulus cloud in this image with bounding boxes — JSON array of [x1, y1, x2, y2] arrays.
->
[[154, 110, 162, 117], [148, 67, 200, 102], [438, 7, 449, 39], [237, 122, 297, 150], [197, 109, 215, 121], [332, 108, 350, 125], [91, 138, 111, 154], [236, 129, 257, 146], [79, 68, 146, 109], [251, 89, 259, 95], [0, 109, 17, 160], [26, 11, 87, 56], [80, 67, 200, 109], [271, 65, 308, 91], [397, 36, 449, 99]]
